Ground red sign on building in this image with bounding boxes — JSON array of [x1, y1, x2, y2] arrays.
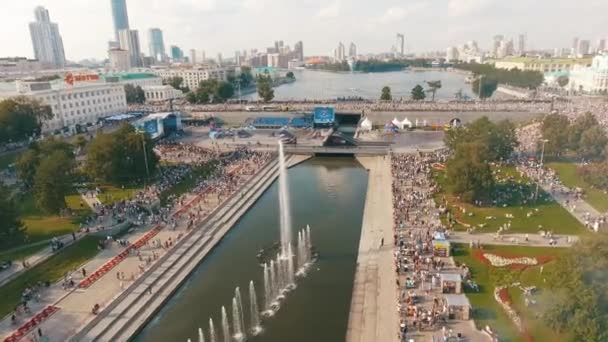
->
[[64, 73, 100, 85]]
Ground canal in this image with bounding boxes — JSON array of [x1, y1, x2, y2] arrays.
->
[[135, 157, 369, 342]]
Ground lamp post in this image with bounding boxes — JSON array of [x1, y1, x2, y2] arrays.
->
[[534, 139, 549, 202]]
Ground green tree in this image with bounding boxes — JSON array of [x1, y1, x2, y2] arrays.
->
[[445, 142, 495, 203], [0, 98, 52, 143], [165, 76, 184, 90], [541, 113, 571, 156], [124, 84, 146, 104], [15, 149, 39, 189], [33, 150, 74, 214], [0, 183, 25, 246], [579, 126, 608, 161], [86, 124, 158, 184], [380, 86, 392, 100], [568, 112, 599, 150], [557, 75, 569, 87], [578, 163, 608, 190], [239, 66, 254, 87], [257, 75, 275, 102], [186, 92, 198, 104], [444, 116, 518, 161], [426, 80, 442, 101], [214, 82, 234, 102], [472, 76, 499, 99], [286, 71, 295, 80], [543, 233, 608, 342], [411, 84, 426, 100]]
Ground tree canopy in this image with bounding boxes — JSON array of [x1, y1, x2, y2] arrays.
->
[[543, 233, 608, 342], [380, 86, 392, 100], [124, 84, 146, 104], [455, 62, 544, 89], [15, 137, 74, 189], [34, 150, 74, 214], [411, 85, 426, 100], [186, 79, 234, 104], [541, 112, 607, 160], [0, 97, 52, 144], [257, 75, 275, 102], [426, 80, 442, 101], [0, 183, 25, 246], [472, 76, 499, 99], [445, 142, 495, 203], [86, 124, 158, 184], [444, 116, 518, 162]]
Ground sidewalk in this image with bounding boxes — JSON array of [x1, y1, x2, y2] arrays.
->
[[448, 231, 578, 247], [346, 156, 399, 342]]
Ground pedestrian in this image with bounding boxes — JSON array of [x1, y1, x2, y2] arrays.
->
[[72, 232, 76, 241], [148, 285, 152, 295], [380, 237, 384, 247], [37, 328, 42, 337], [82, 268, 87, 277]]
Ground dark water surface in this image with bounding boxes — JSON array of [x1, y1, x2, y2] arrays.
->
[[135, 157, 369, 342]]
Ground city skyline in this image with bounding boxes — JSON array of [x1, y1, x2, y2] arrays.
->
[[1, 0, 607, 61]]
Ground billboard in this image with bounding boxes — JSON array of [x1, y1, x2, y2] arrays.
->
[[313, 107, 336, 125], [144, 120, 159, 135]]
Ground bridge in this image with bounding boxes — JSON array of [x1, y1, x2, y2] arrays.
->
[[283, 145, 389, 155]]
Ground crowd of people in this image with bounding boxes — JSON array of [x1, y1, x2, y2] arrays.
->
[[391, 151, 476, 342]]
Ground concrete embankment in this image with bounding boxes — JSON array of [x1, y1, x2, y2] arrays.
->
[[346, 156, 399, 342], [72, 155, 310, 342]]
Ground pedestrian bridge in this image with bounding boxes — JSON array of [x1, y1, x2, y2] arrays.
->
[[284, 145, 389, 156]]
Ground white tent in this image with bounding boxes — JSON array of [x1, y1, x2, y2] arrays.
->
[[401, 117, 413, 128], [391, 117, 404, 129], [360, 117, 373, 131]]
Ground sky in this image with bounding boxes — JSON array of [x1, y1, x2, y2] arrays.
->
[[1, 0, 607, 61]]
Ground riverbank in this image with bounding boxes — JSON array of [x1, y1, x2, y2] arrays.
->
[[346, 155, 399, 342]]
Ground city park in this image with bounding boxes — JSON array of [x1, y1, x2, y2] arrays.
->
[[0, 74, 607, 342]]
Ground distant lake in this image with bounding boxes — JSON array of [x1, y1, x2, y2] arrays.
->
[[243, 69, 476, 101]]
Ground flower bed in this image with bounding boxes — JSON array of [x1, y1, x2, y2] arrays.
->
[[494, 287, 533, 342], [472, 248, 553, 270], [432, 163, 446, 170]]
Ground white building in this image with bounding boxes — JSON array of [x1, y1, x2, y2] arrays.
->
[[29, 6, 65, 68], [568, 53, 608, 94], [267, 53, 280, 68], [108, 49, 131, 71], [154, 66, 234, 90], [143, 85, 184, 103], [446, 47, 459, 62], [0, 76, 127, 133]]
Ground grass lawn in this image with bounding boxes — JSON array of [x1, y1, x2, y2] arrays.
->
[[452, 243, 570, 342], [96, 185, 139, 205], [0, 235, 102, 318], [13, 191, 92, 246], [0, 150, 23, 170], [433, 166, 586, 235], [0, 243, 47, 263], [546, 162, 608, 213]]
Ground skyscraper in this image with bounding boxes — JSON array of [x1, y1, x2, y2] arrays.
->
[[170, 46, 184, 60], [578, 40, 590, 57], [294, 41, 304, 62], [148, 28, 166, 62], [29, 6, 66, 68], [572, 37, 580, 57], [348, 42, 357, 58], [517, 34, 525, 56], [334, 42, 345, 62], [118, 29, 142, 67], [110, 0, 130, 41], [190, 49, 197, 64], [492, 35, 504, 57], [396, 34, 405, 57]]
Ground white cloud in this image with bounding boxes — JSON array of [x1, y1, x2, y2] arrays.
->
[[316, 1, 340, 18], [375, 3, 427, 23], [448, 0, 492, 16]]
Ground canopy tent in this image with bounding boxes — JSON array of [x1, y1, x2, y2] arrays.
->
[[391, 117, 405, 129], [401, 117, 413, 128], [360, 117, 373, 131]]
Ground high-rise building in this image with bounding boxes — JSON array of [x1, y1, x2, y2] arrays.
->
[[110, 0, 130, 41], [148, 28, 166, 62], [572, 37, 580, 57], [294, 41, 304, 62], [234, 51, 241, 65], [29, 6, 66, 68], [217, 53, 223, 66], [492, 35, 504, 57], [334, 42, 346, 62], [108, 48, 131, 71], [578, 40, 590, 57], [274, 40, 284, 53], [446, 47, 459, 62], [118, 29, 142, 67], [596, 39, 606, 53], [517, 34, 525, 56], [190, 49, 197, 64], [396, 34, 405, 57], [348, 42, 357, 58], [170, 46, 184, 61]]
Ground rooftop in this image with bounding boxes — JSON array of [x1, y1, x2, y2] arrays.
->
[[103, 72, 159, 80], [444, 294, 471, 307], [493, 57, 593, 65]]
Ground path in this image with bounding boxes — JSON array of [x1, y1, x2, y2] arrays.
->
[[346, 156, 399, 342], [448, 231, 578, 247]]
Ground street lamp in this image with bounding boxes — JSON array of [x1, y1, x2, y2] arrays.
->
[[534, 139, 549, 202]]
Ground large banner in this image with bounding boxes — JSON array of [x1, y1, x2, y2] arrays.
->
[[313, 107, 336, 125]]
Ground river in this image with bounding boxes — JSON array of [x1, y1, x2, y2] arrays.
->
[[243, 69, 475, 101], [135, 157, 368, 342]]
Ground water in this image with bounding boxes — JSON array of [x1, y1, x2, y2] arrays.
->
[[243, 69, 475, 100], [198, 328, 204, 342], [221, 306, 230, 342], [249, 281, 261, 335], [277, 142, 293, 259], [135, 157, 368, 342], [208, 318, 216, 342]]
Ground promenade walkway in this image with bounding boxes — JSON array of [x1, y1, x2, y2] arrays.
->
[[346, 156, 399, 342], [448, 231, 579, 247]]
